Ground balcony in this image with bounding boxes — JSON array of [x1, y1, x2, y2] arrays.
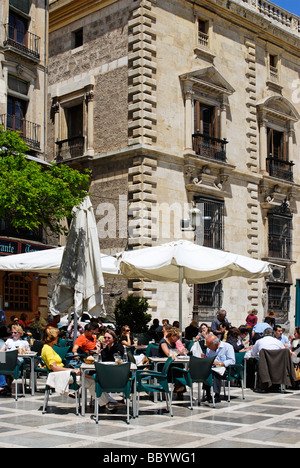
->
[[266, 156, 294, 182], [241, 0, 300, 33], [0, 114, 40, 150], [3, 24, 40, 61], [55, 136, 85, 161], [192, 133, 228, 162]]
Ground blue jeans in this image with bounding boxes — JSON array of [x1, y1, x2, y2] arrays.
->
[[0, 375, 7, 387]]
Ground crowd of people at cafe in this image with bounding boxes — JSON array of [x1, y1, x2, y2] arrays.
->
[[0, 307, 299, 407]]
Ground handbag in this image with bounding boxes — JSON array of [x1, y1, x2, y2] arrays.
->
[[294, 365, 300, 381]]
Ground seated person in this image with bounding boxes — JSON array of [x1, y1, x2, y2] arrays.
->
[[158, 327, 185, 358], [0, 324, 30, 395], [290, 327, 300, 365], [226, 327, 246, 353], [42, 326, 80, 374], [149, 319, 163, 342], [184, 321, 199, 341], [41, 326, 112, 405], [204, 334, 236, 403], [273, 325, 291, 348], [100, 329, 124, 362], [158, 327, 186, 396], [250, 327, 285, 358], [0, 325, 30, 353], [72, 323, 99, 358], [119, 325, 132, 347]]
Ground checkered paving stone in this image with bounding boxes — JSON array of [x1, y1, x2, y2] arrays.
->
[[0, 377, 300, 449]]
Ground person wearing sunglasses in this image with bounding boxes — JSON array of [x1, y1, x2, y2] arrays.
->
[[100, 329, 124, 362], [0, 325, 30, 353], [119, 325, 132, 347], [0, 325, 30, 397]]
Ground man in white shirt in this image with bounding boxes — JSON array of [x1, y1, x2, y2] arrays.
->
[[251, 328, 285, 358], [204, 334, 236, 403]]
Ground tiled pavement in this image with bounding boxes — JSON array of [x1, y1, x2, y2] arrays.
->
[[0, 378, 300, 449]]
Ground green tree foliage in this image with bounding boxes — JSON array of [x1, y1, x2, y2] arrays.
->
[[0, 128, 90, 234], [114, 294, 152, 334]]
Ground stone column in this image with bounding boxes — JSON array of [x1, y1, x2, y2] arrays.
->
[[288, 123, 294, 163], [183, 81, 194, 152], [220, 96, 227, 140], [258, 111, 268, 173], [85, 88, 94, 156]]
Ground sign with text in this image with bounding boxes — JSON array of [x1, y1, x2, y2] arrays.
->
[[0, 238, 53, 256]]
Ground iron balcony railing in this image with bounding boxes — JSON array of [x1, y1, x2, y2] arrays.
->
[[266, 156, 294, 182], [192, 133, 228, 162], [0, 114, 40, 150], [55, 136, 85, 161], [3, 24, 40, 60]]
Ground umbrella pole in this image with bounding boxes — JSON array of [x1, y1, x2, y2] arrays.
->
[[73, 312, 78, 347], [179, 266, 183, 332]]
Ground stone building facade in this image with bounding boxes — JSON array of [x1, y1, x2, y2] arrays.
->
[[0, 0, 50, 323], [48, 0, 300, 330]]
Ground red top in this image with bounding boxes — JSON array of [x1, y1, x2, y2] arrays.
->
[[74, 333, 97, 352], [245, 314, 257, 328]]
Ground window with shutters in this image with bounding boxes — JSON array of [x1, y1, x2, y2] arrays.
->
[[266, 128, 293, 181], [193, 101, 227, 161]]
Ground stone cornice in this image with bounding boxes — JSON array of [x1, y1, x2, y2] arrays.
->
[[185, 0, 300, 57], [49, 0, 118, 32]]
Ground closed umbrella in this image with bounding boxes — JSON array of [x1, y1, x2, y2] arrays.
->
[[49, 197, 105, 341], [117, 240, 272, 329]]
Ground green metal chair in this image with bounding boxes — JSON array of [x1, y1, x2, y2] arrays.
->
[[0, 349, 25, 401], [93, 361, 134, 424], [222, 352, 246, 402], [170, 356, 216, 409], [42, 370, 80, 415], [53, 345, 72, 364], [136, 356, 174, 417], [35, 346, 80, 415]]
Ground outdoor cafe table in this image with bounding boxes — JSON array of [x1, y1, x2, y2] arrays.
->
[[80, 361, 137, 417], [22, 351, 37, 396]]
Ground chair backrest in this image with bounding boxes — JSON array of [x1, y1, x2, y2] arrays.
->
[[234, 351, 246, 366], [53, 345, 70, 361], [0, 349, 18, 371], [134, 333, 151, 345], [94, 362, 131, 391], [145, 343, 159, 357], [162, 356, 173, 375], [31, 340, 44, 356], [189, 355, 215, 383], [126, 350, 136, 364]]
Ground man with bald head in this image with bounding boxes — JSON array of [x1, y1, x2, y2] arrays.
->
[[203, 334, 236, 403]]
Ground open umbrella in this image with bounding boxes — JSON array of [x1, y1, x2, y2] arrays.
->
[[49, 197, 105, 340], [117, 240, 272, 328], [0, 247, 120, 277]]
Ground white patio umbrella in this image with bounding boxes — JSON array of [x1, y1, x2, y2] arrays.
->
[[49, 197, 105, 341], [117, 240, 272, 329], [0, 246, 120, 277]]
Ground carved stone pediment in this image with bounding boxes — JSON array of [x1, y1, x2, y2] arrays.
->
[[257, 96, 300, 123], [180, 66, 235, 99]]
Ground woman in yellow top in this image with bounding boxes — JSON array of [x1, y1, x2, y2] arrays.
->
[[41, 326, 80, 375], [41, 326, 116, 409]]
